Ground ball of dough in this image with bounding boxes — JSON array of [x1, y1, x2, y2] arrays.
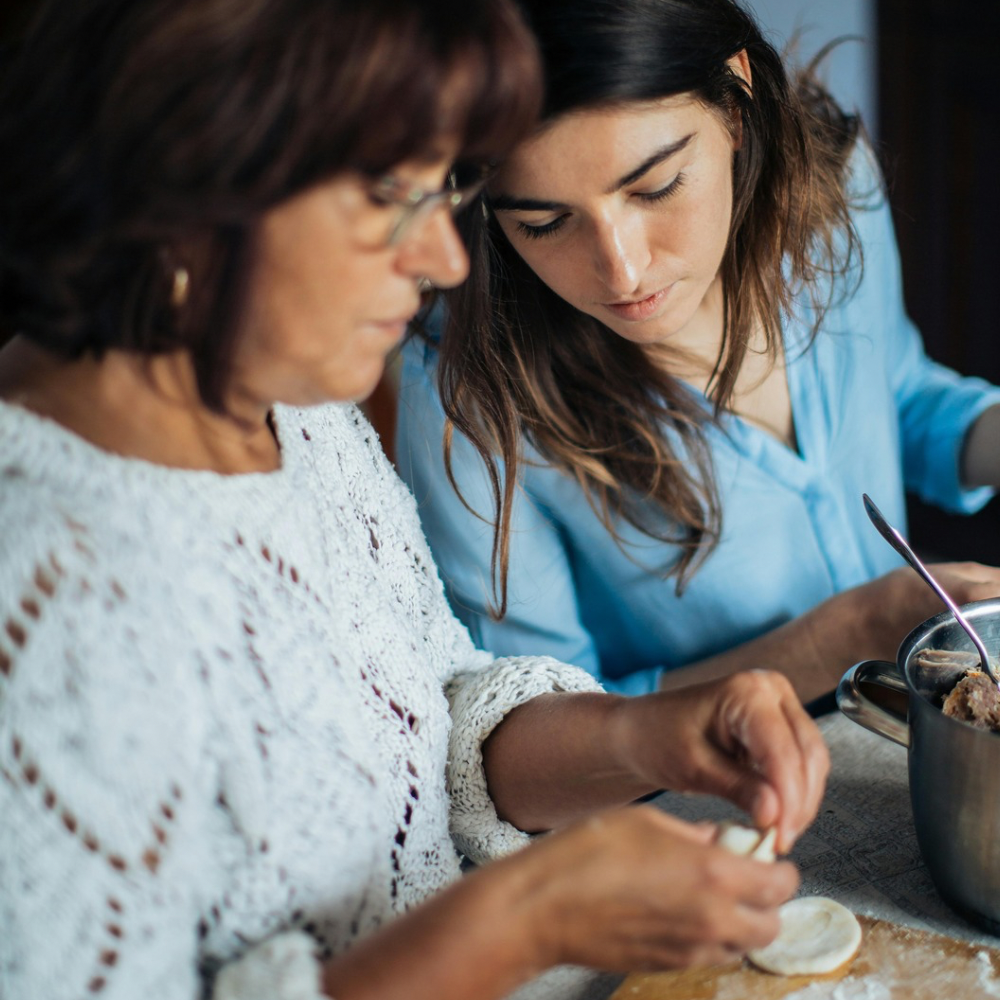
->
[[747, 896, 862, 976], [715, 822, 777, 862]]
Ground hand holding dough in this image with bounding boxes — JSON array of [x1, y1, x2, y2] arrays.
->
[[715, 823, 862, 976]]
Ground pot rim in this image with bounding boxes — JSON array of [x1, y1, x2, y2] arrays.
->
[[897, 596, 1000, 735]]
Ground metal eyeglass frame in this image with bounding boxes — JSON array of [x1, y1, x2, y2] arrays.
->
[[370, 168, 487, 246]]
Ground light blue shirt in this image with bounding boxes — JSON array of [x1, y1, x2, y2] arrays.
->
[[396, 148, 1000, 695]]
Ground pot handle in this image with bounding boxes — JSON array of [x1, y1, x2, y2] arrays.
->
[[836, 659, 910, 748]]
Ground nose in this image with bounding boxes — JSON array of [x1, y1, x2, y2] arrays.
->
[[395, 207, 469, 289], [591, 215, 650, 298]]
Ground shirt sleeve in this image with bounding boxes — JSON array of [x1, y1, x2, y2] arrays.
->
[[850, 145, 1000, 513], [396, 338, 611, 675]]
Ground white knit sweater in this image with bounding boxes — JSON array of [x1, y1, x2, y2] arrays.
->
[[0, 399, 606, 1000]]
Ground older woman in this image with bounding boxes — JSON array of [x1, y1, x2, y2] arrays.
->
[[0, 1, 827, 998]]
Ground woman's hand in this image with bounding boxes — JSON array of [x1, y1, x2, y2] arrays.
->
[[505, 806, 798, 973], [322, 805, 798, 1000], [852, 562, 1000, 661], [659, 560, 1000, 704], [613, 671, 829, 853]]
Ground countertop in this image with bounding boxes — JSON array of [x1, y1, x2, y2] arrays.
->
[[563, 709, 1000, 1000]]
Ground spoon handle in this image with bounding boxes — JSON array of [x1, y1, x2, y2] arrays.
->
[[862, 494, 997, 682]]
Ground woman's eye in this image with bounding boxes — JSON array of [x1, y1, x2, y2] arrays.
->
[[635, 173, 685, 203], [514, 216, 567, 240]]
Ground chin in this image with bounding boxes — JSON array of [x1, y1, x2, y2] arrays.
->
[[342, 369, 387, 406], [608, 322, 677, 346], [303, 358, 387, 406]]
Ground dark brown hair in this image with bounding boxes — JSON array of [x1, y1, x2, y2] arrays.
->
[[430, 0, 861, 615], [0, 0, 541, 407]]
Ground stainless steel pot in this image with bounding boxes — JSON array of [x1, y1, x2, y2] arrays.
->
[[837, 597, 1000, 934]]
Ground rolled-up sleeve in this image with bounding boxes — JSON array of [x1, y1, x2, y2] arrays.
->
[[444, 656, 603, 864]]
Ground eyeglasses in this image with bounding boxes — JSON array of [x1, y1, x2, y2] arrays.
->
[[367, 166, 488, 247]]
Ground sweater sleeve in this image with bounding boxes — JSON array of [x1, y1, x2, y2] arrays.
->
[[346, 398, 607, 862], [443, 655, 604, 864], [388, 461, 604, 862], [0, 504, 326, 1000]]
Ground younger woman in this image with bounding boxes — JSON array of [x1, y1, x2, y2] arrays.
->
[[397, 0, 1000, 702]]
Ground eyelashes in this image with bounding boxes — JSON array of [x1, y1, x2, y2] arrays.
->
[[513, 173, 686, 241], [636, 173, 685, 204], [515, 216, 565, 240]]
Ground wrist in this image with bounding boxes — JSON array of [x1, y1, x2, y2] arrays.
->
[[839, 570, 910, 663], [604, 693, 672, 793], [800, 586, 871, 685], [473, 843, 565, 975], [321, 857, 554, 1000]]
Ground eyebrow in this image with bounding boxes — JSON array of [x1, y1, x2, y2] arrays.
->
[[489, 133, 695, 212]]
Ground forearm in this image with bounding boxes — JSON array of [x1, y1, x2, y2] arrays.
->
[[961, 402, 1000, 487], [657, 588, 876, 704], [480, 622, 844, 831], [322, 856, 546, 1000], [482, 691, 660, 832], [658, 558, 1000, 704]]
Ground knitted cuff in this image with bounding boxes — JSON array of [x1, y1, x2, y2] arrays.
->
[[446, 655, 604, 865]]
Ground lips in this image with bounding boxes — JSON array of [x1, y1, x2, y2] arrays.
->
[[603, 286, 670, 322], [369, 301, 421, 337], [368, 318, 410, 341]]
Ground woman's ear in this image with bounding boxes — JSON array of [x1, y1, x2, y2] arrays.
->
[[727, 49, 752, 92], [726, 49, 752, 149]]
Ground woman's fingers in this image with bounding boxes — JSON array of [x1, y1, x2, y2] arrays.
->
[[930, 562, 1000, 603], [873, 563, 1000, 651], [519, 806, 799, 973], [706, 671, 829, 851], [761, 684, 829, 848], [617, 671, 828, 853]]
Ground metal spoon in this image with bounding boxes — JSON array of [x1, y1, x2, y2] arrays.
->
[[862, 493, 1000, 686]]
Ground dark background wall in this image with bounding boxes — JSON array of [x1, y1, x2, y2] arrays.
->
[[877, 0, 1000, 563], [0, 0, 32, 51]]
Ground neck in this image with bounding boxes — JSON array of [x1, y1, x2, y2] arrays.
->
[[0, 337, 281, 474]]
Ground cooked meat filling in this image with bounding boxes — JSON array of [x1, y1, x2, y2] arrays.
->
[[913, 649, 1000, 732], [942, 671, 1000, 730]]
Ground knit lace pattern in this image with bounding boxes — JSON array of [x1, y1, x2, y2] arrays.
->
[[0, 400, 603, 1000]]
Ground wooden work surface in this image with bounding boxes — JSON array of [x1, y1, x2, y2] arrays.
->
[[609, 915, 1000, 999]]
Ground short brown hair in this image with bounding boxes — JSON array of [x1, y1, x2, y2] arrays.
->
[[0, 0, 541, 407]]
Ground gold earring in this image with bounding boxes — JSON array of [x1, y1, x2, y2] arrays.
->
[[171, 266, 190, 308]]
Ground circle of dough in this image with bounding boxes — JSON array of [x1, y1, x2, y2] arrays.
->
[[747, 896, 862, 976]]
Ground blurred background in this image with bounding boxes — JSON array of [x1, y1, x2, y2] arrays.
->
[[757, 0, 1000, 565], [750, 0, 878, 136], [2, 0, 997, 563]]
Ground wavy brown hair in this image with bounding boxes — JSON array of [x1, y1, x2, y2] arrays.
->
[[0, 0, 541, 409], [428, 0, 862, 616]]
